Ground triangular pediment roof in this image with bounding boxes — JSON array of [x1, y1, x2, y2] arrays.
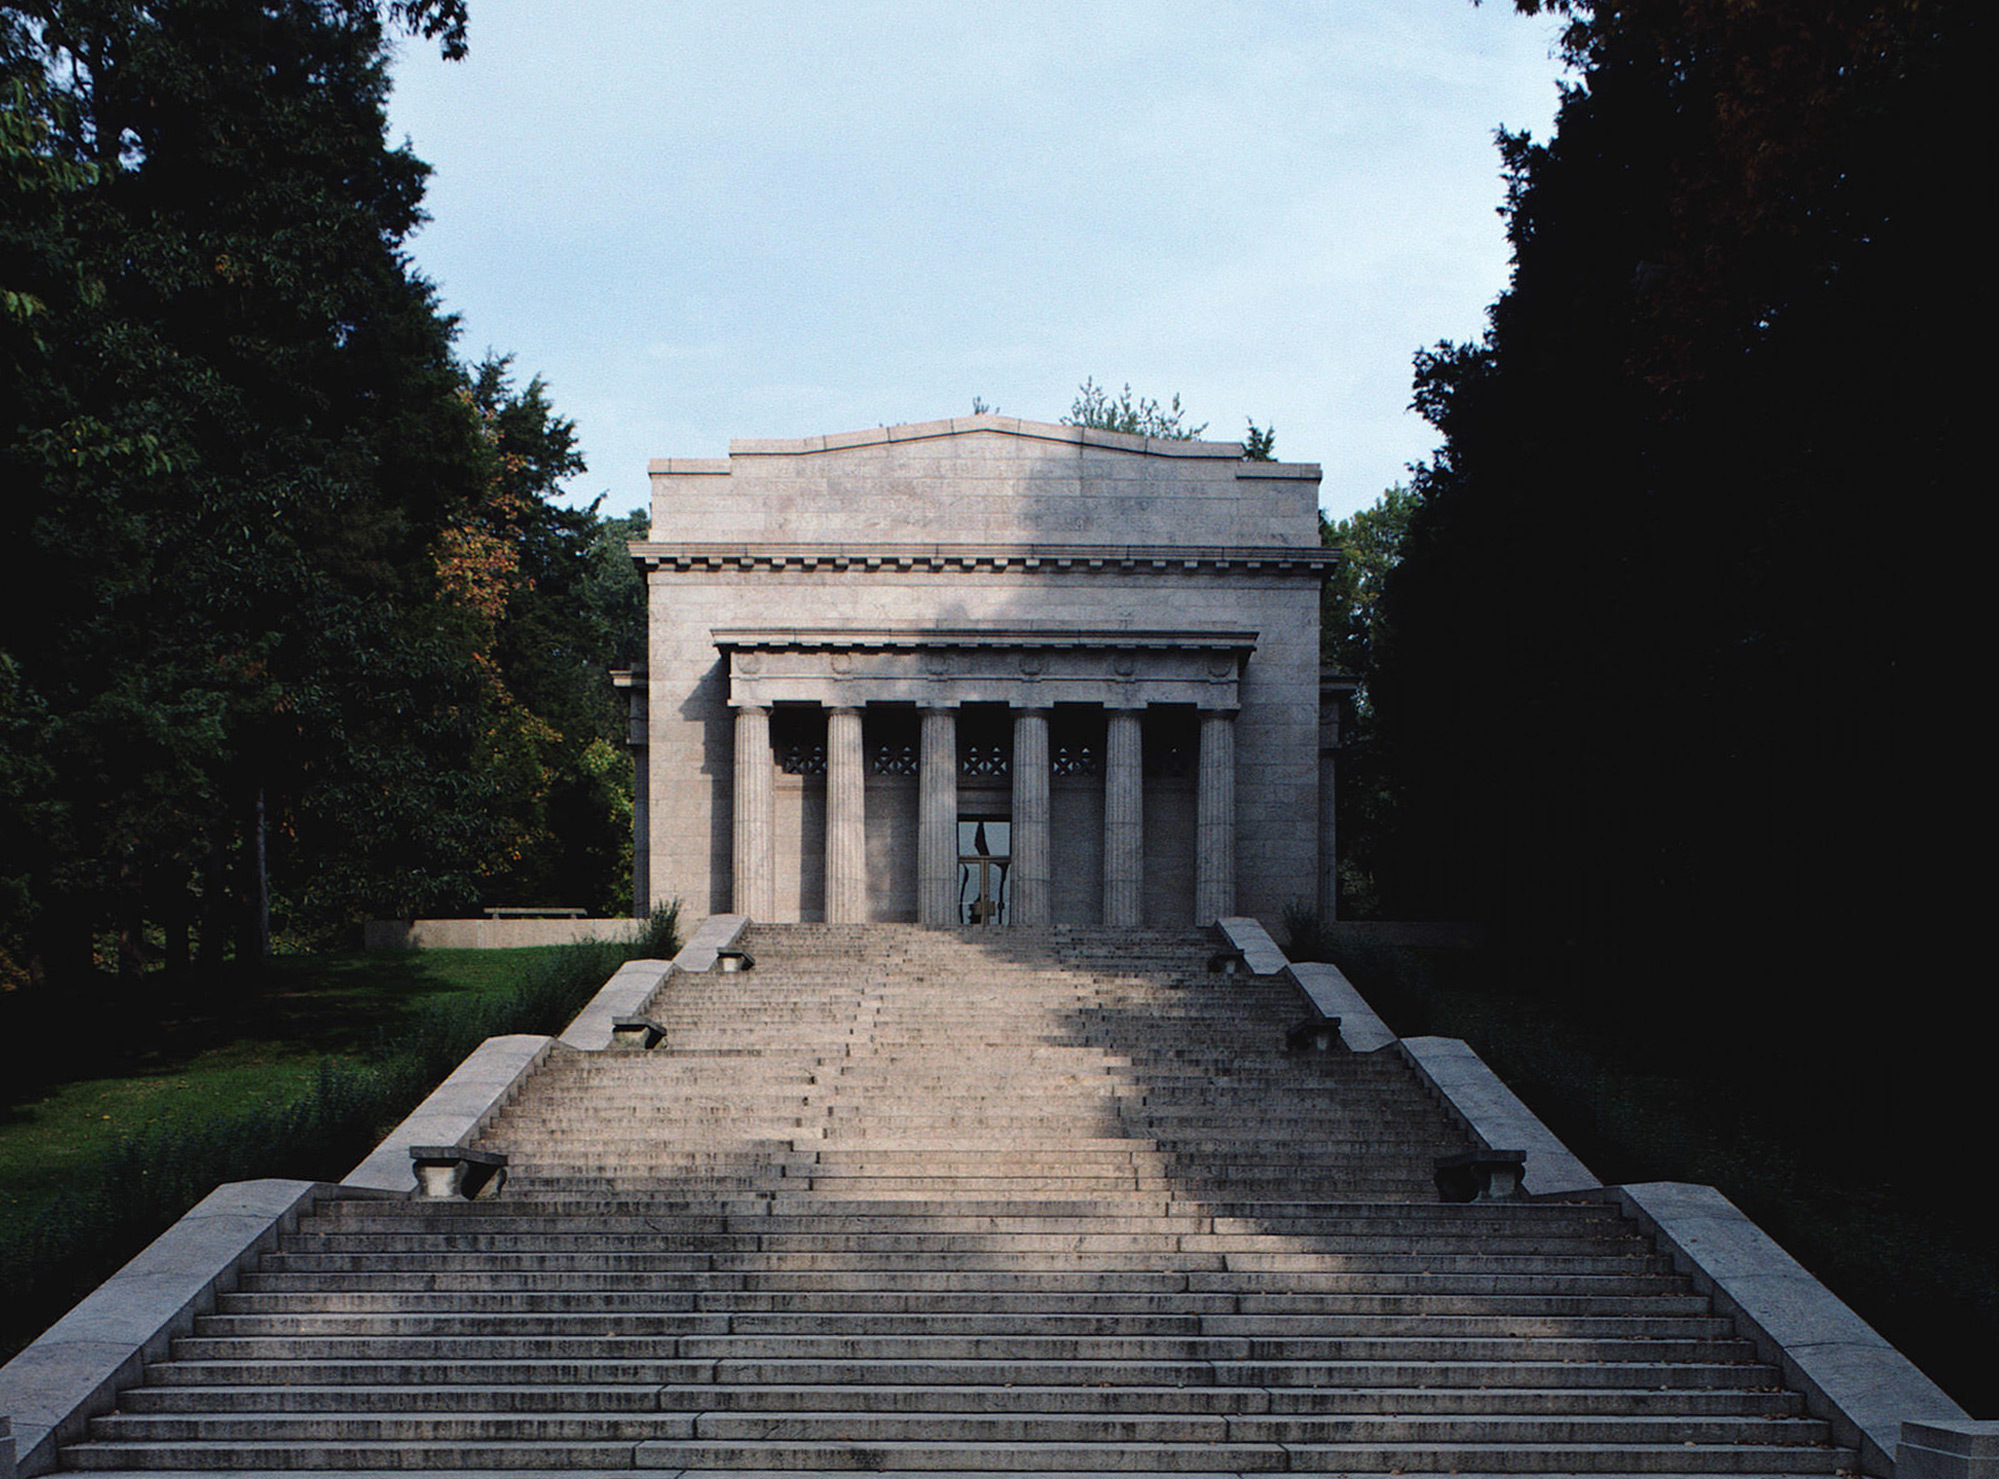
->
[[731, 413, 1255, 461]]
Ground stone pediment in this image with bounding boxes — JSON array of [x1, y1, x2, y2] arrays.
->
[[649, 412, 1321, 472], [645, 414, 1324, 550]]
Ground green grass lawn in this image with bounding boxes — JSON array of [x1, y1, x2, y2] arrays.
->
[[0, 939, 647, 1360], [0, 947, 573, 1228]]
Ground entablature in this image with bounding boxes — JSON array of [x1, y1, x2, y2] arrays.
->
[[716, 626, 1256, 713]]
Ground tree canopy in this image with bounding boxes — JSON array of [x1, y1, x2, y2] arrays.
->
[[1, 0, 638, 989], [1063, 379, 1207, 441], [1061, 381, 1278, 461], [1372, 0, 1982, 1169]]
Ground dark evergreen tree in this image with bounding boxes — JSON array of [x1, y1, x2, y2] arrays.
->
[[1375, 0, 1983, 1223], [0, 0, 658, 983], [1320, 486, 1418, 918]]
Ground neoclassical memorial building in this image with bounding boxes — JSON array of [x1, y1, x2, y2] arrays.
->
[[623, 413, 1339, 928]]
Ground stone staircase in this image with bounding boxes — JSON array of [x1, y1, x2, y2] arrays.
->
[[59, 924, 1857, 1474]]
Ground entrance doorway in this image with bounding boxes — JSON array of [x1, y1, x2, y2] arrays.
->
[[956, 819, 1011, 925]]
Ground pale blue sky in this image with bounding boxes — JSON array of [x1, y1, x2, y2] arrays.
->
[[386, 2, 1567, 521]]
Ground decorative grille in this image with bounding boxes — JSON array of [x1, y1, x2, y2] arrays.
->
[[870, 742, 918, 776], [961, 743, 1009, 778], [778, 739, 826, 776], [1052, 742, 1101, 777]]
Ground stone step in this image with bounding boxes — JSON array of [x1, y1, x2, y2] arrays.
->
[[217, 1288, 1717, 1318], [299, 1205, 1619, 1232], [64, 1441, 642, 1470], [298, 1200, 1629, 1229], [275, 1231, 1656, 1257], [623, 1438, 1852, 1473], [641, 1383, 1809, 1417], [169, 1334, 1760, 1364], [193, 1310, 1738, 1341], [123, 1386, 662, 1414], [142, 1356, 1786, 1391], [238, 1268, 1696, 1297], [662, 1412, 1833, 1446], [257, 1249, 1674, 1275]]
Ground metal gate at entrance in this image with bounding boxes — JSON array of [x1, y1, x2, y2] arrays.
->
[[956, 819, 1011, 926]]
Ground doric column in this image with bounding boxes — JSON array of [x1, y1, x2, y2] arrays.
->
[[731, 704, 773, 918], [1103, 708, 1143, 927], [1195, 709, 1237, 926], [1011, 708, 1051, 925], [918, 706, 957, 927], [825, 706, 865, 923]]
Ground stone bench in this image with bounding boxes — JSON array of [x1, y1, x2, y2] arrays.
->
[[409, 1145, 507, 1201], [1434, 1147, 1527, 1202], [482, 906, 586, 918]]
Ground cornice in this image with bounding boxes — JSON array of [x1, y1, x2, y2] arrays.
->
[[712, 626, 1258, 653], [631, 542, 1336, 576]]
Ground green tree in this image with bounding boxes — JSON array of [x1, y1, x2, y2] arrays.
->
[[0, 0, 586, 980], [1316, 486, 1417, 919], [1063, 378, 1207, 440], [583, 508, 650, 673], [1063, 380, 1278, 460], [1320, 484, 1416, 705]]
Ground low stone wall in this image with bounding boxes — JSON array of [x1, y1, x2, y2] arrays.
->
[[362, 917, 645, 950]]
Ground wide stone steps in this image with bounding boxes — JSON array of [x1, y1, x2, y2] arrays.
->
[[118, 1383, 1808, 1418], [218, 1288, 1718, 1318], [239, 1268, 1697, 1296], [625, 1441, 1845, 1475], [140, 1357, 1784, 1392], [59, 925, 1853, 1476]]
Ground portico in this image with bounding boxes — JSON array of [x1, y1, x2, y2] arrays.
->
[[716, 628, 1250, 926], [627, 414, 1335, 927]]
